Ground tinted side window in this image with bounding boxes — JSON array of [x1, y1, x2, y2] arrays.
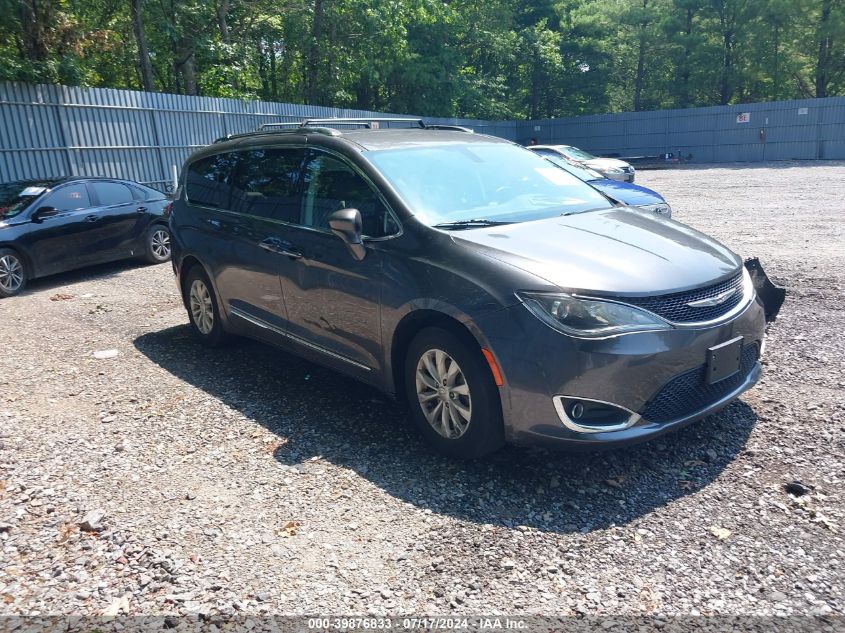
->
[[300, 152, 398, 238], [44, 184, 90, 211], [131, 186, 149, 201], [92, 182, 134, 206], [186, 153, 239, 209], [230, 148, 305, 222]]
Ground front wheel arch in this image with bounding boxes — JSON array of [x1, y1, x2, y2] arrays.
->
[[403, 326, 505, 458], [0, 246, 30, 297], [390, 309, 491, 404], [0, 244, 35, 279]]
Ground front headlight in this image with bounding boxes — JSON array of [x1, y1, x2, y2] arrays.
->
[[604, 166, 624, 174], [637, 203, 672, 218], [516, 292, 670, 338], [741, 265, 755, 302]]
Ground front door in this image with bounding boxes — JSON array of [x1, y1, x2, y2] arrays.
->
[[25, 182, 95, 276], [275, 149, 400, 374]]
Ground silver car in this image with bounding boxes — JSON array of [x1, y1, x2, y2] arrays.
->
[[532, 144, 636, 182]]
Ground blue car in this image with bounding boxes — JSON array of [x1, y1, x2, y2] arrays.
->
[[529, 147, 672, 218]]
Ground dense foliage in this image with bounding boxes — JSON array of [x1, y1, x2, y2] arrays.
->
[[1, 0, 843, 118]]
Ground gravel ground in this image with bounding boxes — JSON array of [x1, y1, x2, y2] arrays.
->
[[0, 162, 843, 618]]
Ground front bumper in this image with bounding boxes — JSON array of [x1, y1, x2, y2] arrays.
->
[[477, 293, 767, 448]]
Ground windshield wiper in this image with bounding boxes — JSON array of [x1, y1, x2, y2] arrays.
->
[[560, 207, 608, 217], [433, 219, 514, 230]]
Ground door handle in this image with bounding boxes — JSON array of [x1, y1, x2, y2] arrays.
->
[[136, 206, 148, 213], [279, 248, 303, 260], [259, 237, 303, 259], [85, 214, 99, 222], [207, 218, 221, 228]]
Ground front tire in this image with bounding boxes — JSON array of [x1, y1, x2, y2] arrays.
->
[[144, 224, 171, 264], [404, 327, 505, 459], [0, 249, 27, 298], [184, 267, 228, 347]]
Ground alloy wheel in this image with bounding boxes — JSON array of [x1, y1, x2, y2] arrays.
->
[[0, 254, 24, 295], [150, 229, 171, 260], [415, 348, 472, 439], [189, 279, 214, 335]]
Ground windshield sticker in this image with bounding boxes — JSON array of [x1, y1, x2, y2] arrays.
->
[[20, 186, 47, 196], [535, 167, 574, 186]]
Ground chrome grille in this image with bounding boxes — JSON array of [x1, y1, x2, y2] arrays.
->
[[621, 272, 744, 323]]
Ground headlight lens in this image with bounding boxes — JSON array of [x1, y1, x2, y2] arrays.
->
[[637, 203, 672, 217], [517, 292, 670, 337], [604, 166, 624, 173], [741, 265, 755, 301]]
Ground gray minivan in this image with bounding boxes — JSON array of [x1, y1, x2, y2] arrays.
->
[[169, 119, 770, 459]]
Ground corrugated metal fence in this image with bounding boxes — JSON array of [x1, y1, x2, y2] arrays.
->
[[522, 97, 845, 162], [0, 82, 515, 190], [1, 81, 843, 191]]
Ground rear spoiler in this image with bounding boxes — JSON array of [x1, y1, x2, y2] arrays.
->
[[744, 258, 785, 322]]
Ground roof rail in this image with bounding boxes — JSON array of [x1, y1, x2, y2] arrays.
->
[[254, 122, 344, 137], [424, 124, 474, 133], [212, 116, 472, 143], [303, 118, 474, 132], [257, 122, 305, 130], [302, 117, 425, 129]]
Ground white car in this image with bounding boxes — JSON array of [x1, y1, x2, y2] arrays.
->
[[531, 144, 636, 182]]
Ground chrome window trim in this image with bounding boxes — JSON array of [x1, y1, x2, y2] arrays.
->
[[299, 146, 403, 240], [183, 145, 404, 241], [229, 305, 371, 372], [552, 396, 641, 433]]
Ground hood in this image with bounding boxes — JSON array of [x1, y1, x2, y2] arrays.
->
[[452, 209, 741, 295], [584, 157, 630, 171], [588, 179, 664, 206]]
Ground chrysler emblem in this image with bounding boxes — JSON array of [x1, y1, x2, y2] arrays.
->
[[687, 287, 738, 308]]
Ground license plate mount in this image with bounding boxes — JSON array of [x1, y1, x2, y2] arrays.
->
[[707, 336, 744, 384]]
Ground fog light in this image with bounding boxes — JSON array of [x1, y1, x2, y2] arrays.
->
[[553, 396, 641, 433]]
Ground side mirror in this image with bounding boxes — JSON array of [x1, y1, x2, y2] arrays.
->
[[328, 208, 366, 261], [32, 206, 59, 222]]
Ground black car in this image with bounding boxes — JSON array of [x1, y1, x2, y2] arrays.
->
[[169, 118, 776, 459], [0, 177, 172, 297]]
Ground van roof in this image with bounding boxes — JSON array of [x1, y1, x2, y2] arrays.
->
[[209, 118, 512, 152], [342, 128, 510, 151]]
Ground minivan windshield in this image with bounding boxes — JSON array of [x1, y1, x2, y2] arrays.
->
[[0, 182, 47, 220], [366, 143, 612, 226]]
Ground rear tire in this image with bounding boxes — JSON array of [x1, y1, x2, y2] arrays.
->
[[404, 327, 505, 459], [183, 266, 228, 347], [0, 249, 27, 298], [144, 224, 171, 264]]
